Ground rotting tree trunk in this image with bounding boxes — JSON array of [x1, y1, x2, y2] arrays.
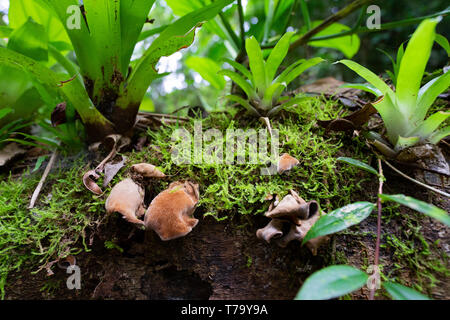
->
[[4, 215, 328, 300]]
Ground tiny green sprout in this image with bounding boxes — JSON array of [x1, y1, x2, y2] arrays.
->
[[219, 32, 324, 117], [338, 18, 450, 153]]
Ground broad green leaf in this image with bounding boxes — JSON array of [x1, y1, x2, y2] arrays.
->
[[395, 136, 421, 151], [0, 26, 13, 38], [337, 157, 378, 176], [372, 93, 406, 145], [417, 71, 450, 118], [246, 36, 267, 94], [265, 32, 294, 83], [0, 108, 13, 120], [120, 0, 156, 72], [262, 82, 286, 108], [222, 58, 253, 82], [307, 21, 360, 58], [186, 56, 226, 90], [408, 111, 450, 140], [295, 265, 368, 300], [224, 94, 260, 116], [9, 0, 70, 45], [44, 0, 98, 81], [435, 34, 450, 56], [396, 18, 439, 115], [0, 46, 108, 127], [274, 58, 305, 83], [337, 60, 394, 97], [218, 70, 255, 99], [383, 282, 431, 300], [429, 126, 450, 144], [277, 57, 324, 86], [379, 194, 450, 227], [84, 0, 122, 92], [340, 83, 382, 97], [123, 0, 233, 108], [7, 18, 48, 62], [302, 202, 376, 244]]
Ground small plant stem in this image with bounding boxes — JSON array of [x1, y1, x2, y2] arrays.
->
[[288, 0, 372, 52], [28, 150, 58, 209], [219, 11, 242, 51], [369, 158, 383, 300], [237, 0, 246, 49], [383, 160, 450, 198], [299, 0, 312, 31]]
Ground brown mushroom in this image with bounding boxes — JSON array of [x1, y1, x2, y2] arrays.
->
[[105, 178, 145, 226], [265, 190, 319, 225], [256, 219, 284, 243], [131, 163, 166, 178], [277, 153, 299, 174], [144, 181, 199, 241]]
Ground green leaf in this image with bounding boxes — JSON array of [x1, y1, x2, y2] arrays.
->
[[246, 36, 267, 95], [7, 18, 48, 61], [340, 83, 382, 97], [224, 94, 260, 116], [120, 0, 156, 72], [379, 194, 450, 227], [0, 26, 13, 38], [267, 96, 312, 116], [417, 71, 450, 118], [337, 157, 378, 176], [32, 155, 48, 172], [276, 57, 324, 86], [303, 202, 376, 244], [408, 111, 450, 140], [0, 108, 13, 121], [435, 34, 450, 56], [218, 69, 255, 99], [262, 82, 286, 108], [337, 60, 394, 97], [265, 32, 294, 82], [295, 265, 368, 300], [395, 136, 421, 151], [429, 126, 450, 144], [186, 56, 226, 90], [307, 21, 360, 58], [396, 18, 439, 115], [222, 58, 253, 82], [123, 0, 233, 108], [383, 282, 431, 300], [274, 58, 305, 83]]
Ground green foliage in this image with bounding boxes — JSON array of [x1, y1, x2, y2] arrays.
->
[[383, 282, 431, 300], [337, 157, 378, 176], [339, 19, 450, 151], [379, 194, 450, 227], [303, 202, 376, 244], [295, 265, 368, 300], [219, 33, 324, 116]]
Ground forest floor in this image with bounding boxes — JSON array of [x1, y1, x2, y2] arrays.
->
[[0, 84, 448, 300]]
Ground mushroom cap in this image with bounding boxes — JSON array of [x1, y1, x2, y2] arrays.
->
[[105, 178, 145, 225], [256, 219, 285, 243], [144, 181, 199, 241], [265, 193, 319, 224], [277, 153, 300, 174], [131, 163, 166, 178]]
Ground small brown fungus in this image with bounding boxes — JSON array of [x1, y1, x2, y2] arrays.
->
[[144, 181, 200, 241], [131, 163, 166, 178], [277, 153, 300, 174], [105, 178, 145, 226]]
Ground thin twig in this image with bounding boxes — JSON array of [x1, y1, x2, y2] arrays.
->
[[383, 160, 450, 198], [369, 158, 383, 300], [28, 150, 58, 209]]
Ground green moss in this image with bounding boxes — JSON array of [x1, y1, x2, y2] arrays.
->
[[0, 156, 105, 298]]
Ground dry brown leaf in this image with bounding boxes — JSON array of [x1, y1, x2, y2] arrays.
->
[[0, 143, 26, 167], [317, 103, 377, 132], [131, 163, 166, 178], [277, 153, 299, 174], [83, 170, 103, 195], [103, 155, 127, 187]]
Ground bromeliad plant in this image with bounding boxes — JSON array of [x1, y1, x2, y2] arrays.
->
[[0, 0, 233, 142], [338, 18, 450, 154], [219, 32, 324, 117]]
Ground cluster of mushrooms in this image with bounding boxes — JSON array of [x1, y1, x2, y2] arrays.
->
[[105, 163, 200, 241], [104, 153, 328, 253], [257, 153, 330, 255]]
